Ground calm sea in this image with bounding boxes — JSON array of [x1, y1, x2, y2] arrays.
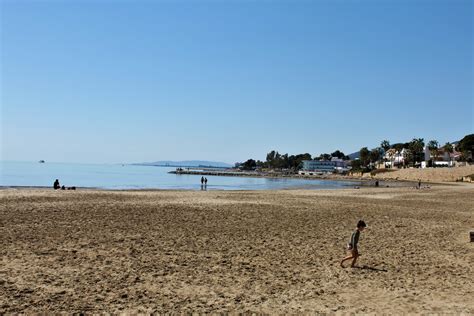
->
[[0, 161, 362, 190]]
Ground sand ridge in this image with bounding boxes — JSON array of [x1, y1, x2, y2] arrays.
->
[[370, 165, 474, 183], [1, 186, 473, 313]]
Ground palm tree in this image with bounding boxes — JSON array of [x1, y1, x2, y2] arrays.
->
[[427, 140, 439, 163], [381, 140, 390, 152], [393, 143, 405, 168], [386, 148, 397, 168], [380, 140, 390, 167], [409, 138, 425, 167], [443, 142, 454, 165]]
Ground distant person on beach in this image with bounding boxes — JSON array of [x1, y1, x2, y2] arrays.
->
[[201, 176, 204, 185], [340, 220, 367, 268], [53, 179, 60, 190], [204, 177, 208, 186]]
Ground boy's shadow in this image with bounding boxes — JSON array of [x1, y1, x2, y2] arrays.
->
[[354, 265, 388, 272]]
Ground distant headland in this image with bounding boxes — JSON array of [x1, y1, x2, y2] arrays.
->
[[131, 160, 232, 168]]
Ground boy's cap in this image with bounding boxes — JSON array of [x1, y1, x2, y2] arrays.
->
[[357, 220, 367, 228]]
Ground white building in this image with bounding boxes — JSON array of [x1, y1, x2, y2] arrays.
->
[[384, 148, 408, 168], [422, 144, 460, 168], [299, 159, 349, 174]]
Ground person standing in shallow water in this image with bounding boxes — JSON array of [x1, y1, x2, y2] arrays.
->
[[204, 177, 208, 186], [340, 220, 367, 268], [201, 176, 204, 186]]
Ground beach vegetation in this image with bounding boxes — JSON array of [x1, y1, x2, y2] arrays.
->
[[381, 140, 390, 152], [240, 159, 257, 170], [443, 142, 454, 164], [317, 153, 332, 161], [427, 140, 439, 161], [408, 138, 425, 167], [370, 147, 383, 164], [247, 150, 313, 171], [239, 133, 472, 173], [359, 147, 370, 167], [457, 134, 474, 161]]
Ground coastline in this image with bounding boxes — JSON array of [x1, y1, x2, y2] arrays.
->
[[169, 169, 376, 182], [0, 179, 412, 191], [170, 165, 474, 185]]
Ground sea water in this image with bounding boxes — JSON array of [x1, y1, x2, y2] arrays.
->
[[0, 161, 362, 190]]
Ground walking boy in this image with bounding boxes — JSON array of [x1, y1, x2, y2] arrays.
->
[[340, 220, 367, 268]]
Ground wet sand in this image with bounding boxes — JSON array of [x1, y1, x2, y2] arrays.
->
[[1, 185, 473, 313]]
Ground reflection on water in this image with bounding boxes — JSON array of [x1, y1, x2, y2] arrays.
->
[[1, 161, 364, 190]]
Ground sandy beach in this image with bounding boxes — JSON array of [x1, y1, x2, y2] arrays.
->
[[1, 185, 473, 314]]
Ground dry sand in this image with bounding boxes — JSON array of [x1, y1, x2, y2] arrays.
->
[[370, 165, 474, 183], [1, 185, 473, 314]]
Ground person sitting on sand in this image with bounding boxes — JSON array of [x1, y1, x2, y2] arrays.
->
[[53, 179, 60, 190], [340, 220, 367, 268]]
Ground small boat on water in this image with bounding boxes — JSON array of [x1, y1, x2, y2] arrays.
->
[[39, 160, 45, 163]]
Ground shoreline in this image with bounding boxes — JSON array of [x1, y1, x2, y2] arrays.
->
[[169, 169, 446, 186], [169, 169, 377, 182], [0, 179, 415, 192], [170, 167, 474, 185]]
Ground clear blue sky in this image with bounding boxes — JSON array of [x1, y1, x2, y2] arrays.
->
[[1, 0, 472, 164]]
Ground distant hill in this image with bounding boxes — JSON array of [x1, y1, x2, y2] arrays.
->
[[348, 151, 360, 160], [133, 160, 232, 168]]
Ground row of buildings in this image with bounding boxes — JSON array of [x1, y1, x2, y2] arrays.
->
[[299, 144, 465, 174], [383, 144, 463, 168]]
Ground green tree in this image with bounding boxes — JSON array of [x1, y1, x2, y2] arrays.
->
[[241, 159, 257, 170], [380, 140, 390, 165], [350, 159, 363, 172], [278, 153, 289, 169], [331, 150, 346, 159], [294, 153, 312, 170], [457, 134, 474, 161], [381, 140, 390, 152], [274, 152, 282, 169], [266, 150, 284, 169], [370, 148, 382, 165], [408, 138, 425, 166], [443, 142, 454, 164], [403, 149, 413, 168], [266, 150, 276, 167], [427, 140, 439, 162], [359, 147, 370, 167], [318, 153, 332, 161]]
